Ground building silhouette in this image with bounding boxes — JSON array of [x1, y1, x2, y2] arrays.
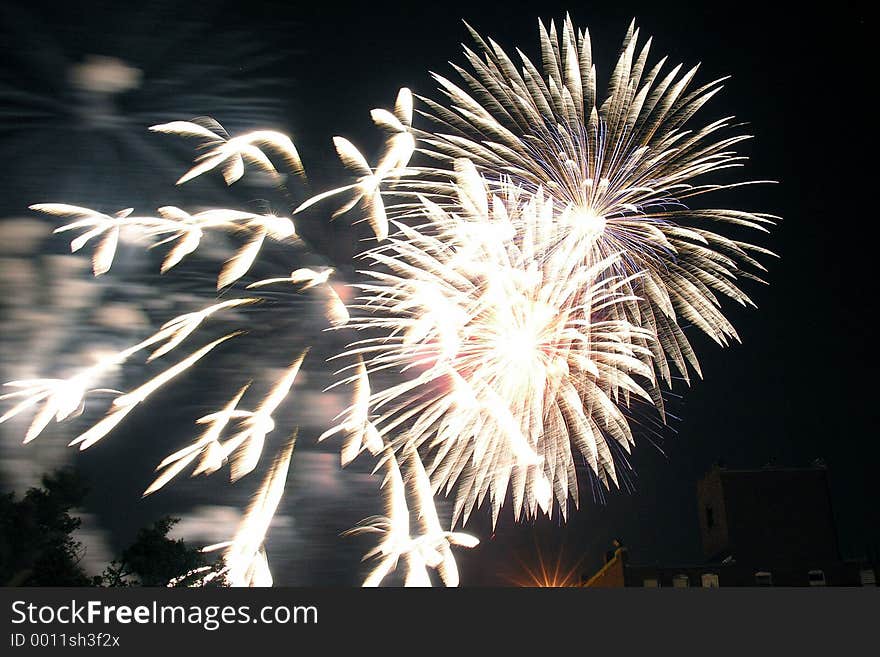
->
[[584, 463, 876, 587]]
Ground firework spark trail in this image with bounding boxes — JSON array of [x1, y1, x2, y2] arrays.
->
[[293, 87, 417, 243], [28, 199, 299, 287], [344, 445, 479, 587], [1, 17, 775, 587], [149, 119, 304, 185], [0, 299, 254, 444], [196, 432, 299, 587]]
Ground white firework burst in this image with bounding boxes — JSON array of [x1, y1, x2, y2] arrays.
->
[[1, 16, 776, 587], [400, 16, 778, 410], [335, 170, 655, 526]]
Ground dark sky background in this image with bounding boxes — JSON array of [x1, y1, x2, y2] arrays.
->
[[0, 0, 874, 585]]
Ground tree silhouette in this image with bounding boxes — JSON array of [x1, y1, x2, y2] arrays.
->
[[100, 517, 224, 587], [0, 469, 93, 586], [1, 469, 224, 586]]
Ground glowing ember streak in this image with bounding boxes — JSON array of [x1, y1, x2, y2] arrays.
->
[[293, 88, 417, 242], [199, 433, 298, 587], [344, 445, 478, 587], [149, 119, 304, 185]]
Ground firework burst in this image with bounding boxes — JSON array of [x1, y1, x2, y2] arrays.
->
[[1, 16, 775, 586], [400, 16, 778, 411], [335, 172, 655, 526]]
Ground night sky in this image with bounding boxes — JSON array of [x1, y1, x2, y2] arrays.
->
[[0, 0, 874, 585]]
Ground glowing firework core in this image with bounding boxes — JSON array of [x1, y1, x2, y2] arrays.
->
[[571, 206, 607, 239]]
